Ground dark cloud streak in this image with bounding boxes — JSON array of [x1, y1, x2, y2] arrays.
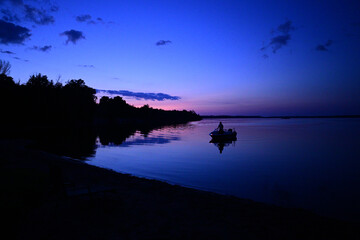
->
[[75, 14, 107, 24], [1, 1, 57, 25], [156, 40, 172, 46], [325, 40, 333, 46], [269, 34, 291, 53], [24, 4, 55, 25], [1, 9, 20, 22], [61, 29, 85, 44], [277, 20, 295, 34], [0, 0, 23, 5], [13, 56, 28, 62], [76, 14, 91, 22], [50, 5, 59, 12], [261, 20, 295, 55], [0, 20, 31, 44], [316, 45, 328, 51], [31, 45, 52, 52], [0, 49, 14, 54], [78, 64, 95, 68], [316, 40, 333, 52], [97, 89, 181, 101]]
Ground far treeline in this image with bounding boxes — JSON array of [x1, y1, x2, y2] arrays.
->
[[0, 61, 201, 128]]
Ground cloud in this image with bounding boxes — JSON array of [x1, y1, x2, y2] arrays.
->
[[0, 20, 31, 44], [156, 40, 172, 46], [1, 9, 20, 22], [1, 1, 58, 26], [24, 4, 55, 25], [269, 34, 291, 53], [315, 45, 327, 51], [13, 56, 28, 62], [50, 5, 59, 12], [277, 20, 295, 34], [96, 89, 181, 101], [0, 49, 14, 54], [261, 20, 295, 55], [0, 0, 23, 5], [78, 64, 94, 68], [325, 40, 333, 46], [31, 45, 52, 52], [76, 14, 91, 22], [60, 29, 85, 44], [316, 40, 333, 51], [75, 14, 106, 24], [111, 136, 180, 147]]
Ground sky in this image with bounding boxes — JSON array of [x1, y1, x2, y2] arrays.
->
[[0, 0, 360, 116]]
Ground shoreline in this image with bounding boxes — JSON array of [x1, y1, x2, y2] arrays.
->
[[1, 139, 359, 239], [201, 115, 360, 119]]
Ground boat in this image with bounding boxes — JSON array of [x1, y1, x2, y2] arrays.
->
[[209, 128, 237, 140]]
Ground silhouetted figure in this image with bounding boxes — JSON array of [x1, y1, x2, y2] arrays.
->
[[218, 122, 224, 133]]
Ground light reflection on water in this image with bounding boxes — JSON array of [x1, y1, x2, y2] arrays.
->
[[88, 118, 360, 222]]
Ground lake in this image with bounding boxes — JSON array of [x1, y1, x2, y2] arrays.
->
[[87, 118, 360, 222]]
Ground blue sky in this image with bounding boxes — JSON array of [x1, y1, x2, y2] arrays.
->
[[1, 0, 360, 115]]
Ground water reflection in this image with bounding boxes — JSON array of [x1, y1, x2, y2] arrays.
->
[[209, 138, 237, 154], [97, 124, 186, 147], [98, 134, 180, 147], [86, 118, 360, 222], [31, 123, 187, 159], [97, 127, 137, 146]]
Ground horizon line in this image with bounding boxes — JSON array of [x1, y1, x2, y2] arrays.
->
[[200, 115, 360, 119]]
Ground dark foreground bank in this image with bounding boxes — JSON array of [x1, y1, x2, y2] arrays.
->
[[1, 140, 359, 240]]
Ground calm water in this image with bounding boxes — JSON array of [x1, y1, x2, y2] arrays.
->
[[88, 118, 360, 222]]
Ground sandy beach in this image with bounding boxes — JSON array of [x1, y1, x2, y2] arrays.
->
[[1, 139, 359, 240]]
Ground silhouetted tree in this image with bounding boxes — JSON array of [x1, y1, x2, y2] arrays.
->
[[97, 96, 201, 126], [0, 60, 11, 75], [0, 72, 18, 125], [0, 73, 15, 88], [0, 70, 200, 130], [26, 73, 53, 88], [62, 79, 96, 124]]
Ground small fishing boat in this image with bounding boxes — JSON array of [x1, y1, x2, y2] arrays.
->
[[209, 128, 237, 140]]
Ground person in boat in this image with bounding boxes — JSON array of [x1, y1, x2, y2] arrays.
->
[[218, 122, 224, 134]]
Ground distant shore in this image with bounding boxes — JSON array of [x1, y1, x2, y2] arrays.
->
[[1, 139, 359, 239], [201, 115, 360, 119]]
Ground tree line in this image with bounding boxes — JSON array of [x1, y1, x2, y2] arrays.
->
[[0, 61, 201, 128]]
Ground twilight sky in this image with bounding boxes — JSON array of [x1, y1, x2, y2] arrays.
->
[[1, 0, 360, 116]]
